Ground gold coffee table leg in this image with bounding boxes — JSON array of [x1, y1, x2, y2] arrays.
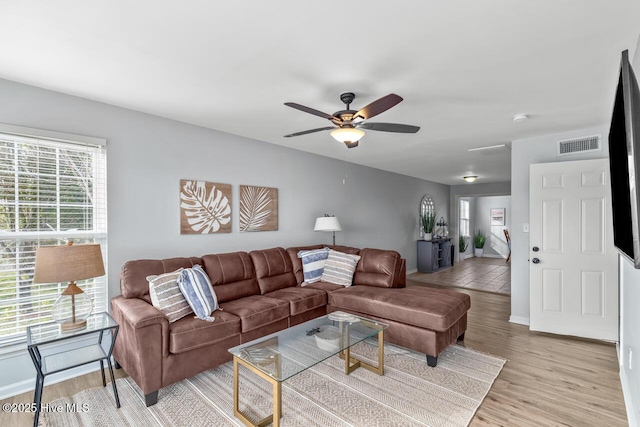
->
[[233, 356, 282, 427], [341, 326, 385, 376]]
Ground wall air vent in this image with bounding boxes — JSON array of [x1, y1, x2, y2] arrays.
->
[[557, 134, 601, 156]]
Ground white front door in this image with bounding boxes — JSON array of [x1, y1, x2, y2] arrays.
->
[[530, 158, 618, 340]]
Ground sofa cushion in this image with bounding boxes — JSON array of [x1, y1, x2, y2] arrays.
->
[[178, 265, 219, 322], [121, 257, 202, 302], [169, 310, 241, 354], [303, 281, 345, 293], [250, 247, 297, 293], [265, 287, 327, 316], [201, 252, 260, 303], [353, 248, 403, 288], [147, 268, 192, 323], [328, 286, 470, 332], [321, 250, 361, 286], [286, 245, 324, 284], [220, 295, 290, 332], [328, 245, 360, 255], [298, 247, 330, 284]]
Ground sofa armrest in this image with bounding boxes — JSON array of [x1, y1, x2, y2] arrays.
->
[[111, 296, 169, 395]]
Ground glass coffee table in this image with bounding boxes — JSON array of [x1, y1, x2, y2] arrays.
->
[[228, 311, 387, 427]]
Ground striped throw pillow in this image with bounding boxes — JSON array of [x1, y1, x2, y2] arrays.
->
[[147, 268, 192, 323], [320, 250, 361, 287], [298, 247, 330, 285], [177, 265, 219, 322]]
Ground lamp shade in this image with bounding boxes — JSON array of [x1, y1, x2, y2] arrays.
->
[[33, 243, 105, 284], [330, 127, 365, 144], [314, 216, 342, 232], [34, 243, 105, 332]]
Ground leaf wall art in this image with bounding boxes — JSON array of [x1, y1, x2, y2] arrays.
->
[[180, 180, 232, 234], [239, 185, 278, 232]]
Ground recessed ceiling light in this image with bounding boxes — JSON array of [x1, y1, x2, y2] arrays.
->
[[463, 176, 478, 183], [512, 114, 528, 123]]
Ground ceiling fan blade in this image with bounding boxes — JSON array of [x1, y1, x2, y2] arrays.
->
[[353, 94, 403, 120], [284, 126, 335, 138], [284, 102, 341, 123], [358, 122, 420, 133]]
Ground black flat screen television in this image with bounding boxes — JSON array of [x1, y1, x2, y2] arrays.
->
[[608, 49, 640, 268]]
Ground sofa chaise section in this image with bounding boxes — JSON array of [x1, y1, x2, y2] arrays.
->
[[328, 285, 470, 366]]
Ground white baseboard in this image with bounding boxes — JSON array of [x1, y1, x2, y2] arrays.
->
[[477, 253, 508, 259], [620, 367, 639, 427], [509, 315, 530, 326], [0, 363, 102, 400], [406, 268, 418, 275]]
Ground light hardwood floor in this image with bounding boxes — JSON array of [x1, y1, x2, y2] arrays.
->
[[1, 282, 627, 427]]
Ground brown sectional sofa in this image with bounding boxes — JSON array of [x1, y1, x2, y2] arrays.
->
[[110, 244, 470, 406]]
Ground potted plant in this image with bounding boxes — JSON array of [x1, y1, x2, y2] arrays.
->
[[421, 212, 436, 241], [459, 235, 468, 261], [473, 230, 486, 257]]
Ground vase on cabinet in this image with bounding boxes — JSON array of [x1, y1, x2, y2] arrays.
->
[[423, 233, 432, 241]]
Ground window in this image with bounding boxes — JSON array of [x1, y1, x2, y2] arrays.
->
[[0, 131, 107, 346], [460, 199, 470, 237]]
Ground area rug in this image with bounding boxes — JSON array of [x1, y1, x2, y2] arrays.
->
[[41, 342, 506, 427]]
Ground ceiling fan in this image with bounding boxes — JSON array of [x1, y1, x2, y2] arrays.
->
[[284, 92, 420, 148]]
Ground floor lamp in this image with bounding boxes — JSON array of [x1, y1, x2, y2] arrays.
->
[[314, 215, 342, 245]]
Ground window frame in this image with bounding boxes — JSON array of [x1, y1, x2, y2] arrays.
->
[[0, 124, 107, 348], [460, 199, 470, 238]]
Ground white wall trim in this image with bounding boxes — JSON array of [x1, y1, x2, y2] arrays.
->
[[406, 268, 418, 275], [509, 315, 530, 326], [476, 254, 507, 259], [0, 363, 102, 400], [620, 367, 639, 427]]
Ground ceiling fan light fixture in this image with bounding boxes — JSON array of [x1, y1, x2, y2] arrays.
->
[[463, 176, 478, 183], [330, 127, 365, 144]]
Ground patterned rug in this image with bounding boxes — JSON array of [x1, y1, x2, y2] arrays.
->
[[42, 342, 505, 427]]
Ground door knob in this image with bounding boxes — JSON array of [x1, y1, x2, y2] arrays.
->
[[532, 246, 539, 252], [532, 258, 540, 264]]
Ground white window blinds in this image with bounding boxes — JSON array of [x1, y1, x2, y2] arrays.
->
[[0, 132, 107, 346], [460, 199, 470, 237]]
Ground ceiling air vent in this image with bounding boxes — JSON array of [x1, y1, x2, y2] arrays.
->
[[557, 134, 601, 156]]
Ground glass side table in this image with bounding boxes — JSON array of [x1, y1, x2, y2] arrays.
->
[[26, 312, 121, 427]]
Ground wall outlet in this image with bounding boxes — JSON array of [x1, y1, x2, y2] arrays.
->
[[523, 223, 530, 233]]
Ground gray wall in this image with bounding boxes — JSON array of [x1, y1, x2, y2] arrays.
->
[[510, 125, 610, 324], [619, 37, 640, 427], [474, 195, 511, 258], [0, 78, 449, 394]]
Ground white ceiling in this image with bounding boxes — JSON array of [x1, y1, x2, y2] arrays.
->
[[0, 1, 639, 185]]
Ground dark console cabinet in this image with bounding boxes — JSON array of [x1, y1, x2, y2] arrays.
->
[[417, 239, 453, 273]]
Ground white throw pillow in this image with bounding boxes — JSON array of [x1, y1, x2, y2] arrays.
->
[[298, 247, 330, 284], [320, 250, 361, 287], [147, 268, 192, 323]]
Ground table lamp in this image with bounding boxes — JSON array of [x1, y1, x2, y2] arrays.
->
[[33, 242, 105, 332], [314, 214, 342, 245]]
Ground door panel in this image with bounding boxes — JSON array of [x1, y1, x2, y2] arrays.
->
[[542, 270, 563, 313], [530, 158, 618, 341], [542, 200, 564, 252], [580, 271, 604, 317], [580, 198, 605, 254]]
